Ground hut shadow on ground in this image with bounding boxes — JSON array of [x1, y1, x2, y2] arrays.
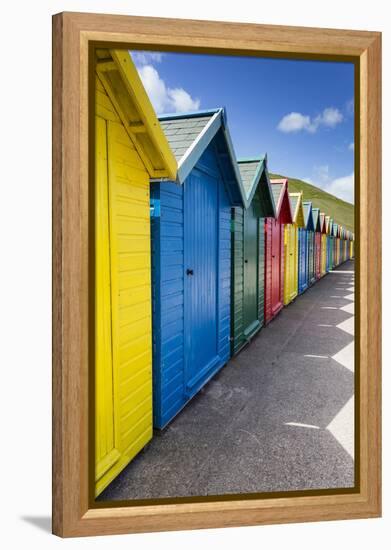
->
[[98, 261, 355, 501]]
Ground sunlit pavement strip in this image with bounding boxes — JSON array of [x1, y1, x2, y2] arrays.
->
[[332, 341, 354, 372], [340, 302, 354, 315], [326, 396, 354, 458], [285, 422, 320, 430], [337, 317, 354, 336], [327, 268, 355, 456], [291, 280, 355, 463]]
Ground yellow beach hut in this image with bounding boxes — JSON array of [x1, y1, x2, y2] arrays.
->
[[350, 233, 355, 259], [284, 191, 305, 305], [94, 49, 177, 496]]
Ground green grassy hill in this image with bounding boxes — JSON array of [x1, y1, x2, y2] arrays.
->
[[269, 173, 354, 232]]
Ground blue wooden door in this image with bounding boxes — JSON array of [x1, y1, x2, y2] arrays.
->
[[184, 168, 219, 395]]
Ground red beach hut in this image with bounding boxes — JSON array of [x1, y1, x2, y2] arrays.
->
[[264, 179, 293, 324]]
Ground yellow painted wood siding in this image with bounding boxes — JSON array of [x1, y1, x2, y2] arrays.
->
[[284, 224, 298, 305], [336, 238, 341, 265], [292, 225, 299, 298], [321, 234, 327, 276], [95, 77, 152, 497], [95, 116, 121, 482]]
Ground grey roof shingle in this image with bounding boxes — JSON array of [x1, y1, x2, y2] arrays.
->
[[159, 115, 213, 162], [319, 212, 325, 228], [271, 183, 284, 209], [303, 202, 312, 227], [312, 207, 320, 230], [238, 161, 260, 197], [237, 158, 275, 216], [289, 194, 299, 218]]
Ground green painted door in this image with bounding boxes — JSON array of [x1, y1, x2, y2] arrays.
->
[[243, 201, 259, 337]]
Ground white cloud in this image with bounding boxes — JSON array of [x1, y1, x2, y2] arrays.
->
[[314, 164, 330, 182], [346, 97, 354, 115], [137, 64, 200, 114], [131, 51, 164, 65], [277, 107, 343, 134], [326, 173, 354, 204], [137, 65, 168, 114], [303, 170, 354, 204], [349, 142, 354, 151], [277, 112, 313, 133], [317, 107, 343, 128], [167, 87, 200, 112]]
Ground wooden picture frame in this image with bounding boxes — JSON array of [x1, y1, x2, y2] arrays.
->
[[52, 11, 381, 537]]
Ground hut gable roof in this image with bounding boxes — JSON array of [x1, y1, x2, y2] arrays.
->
[[288, 192, 305, 227], [303, 201, 315, 231], [332, 222, 339, 237], [159, 113, 212, 163], [312, 207, 321, 232], [325, 215, 331, 234], [319, 212, 326, 233], [159, 108, 246, 206], [270, 179, 293, 224], [96, 49, 177, 180], [237, 156, 276, 216]]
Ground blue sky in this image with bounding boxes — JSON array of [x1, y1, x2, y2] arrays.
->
[[131, 51, 355, 204]]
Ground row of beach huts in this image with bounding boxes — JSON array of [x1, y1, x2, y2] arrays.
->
[[94, 49, 355, 495]]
